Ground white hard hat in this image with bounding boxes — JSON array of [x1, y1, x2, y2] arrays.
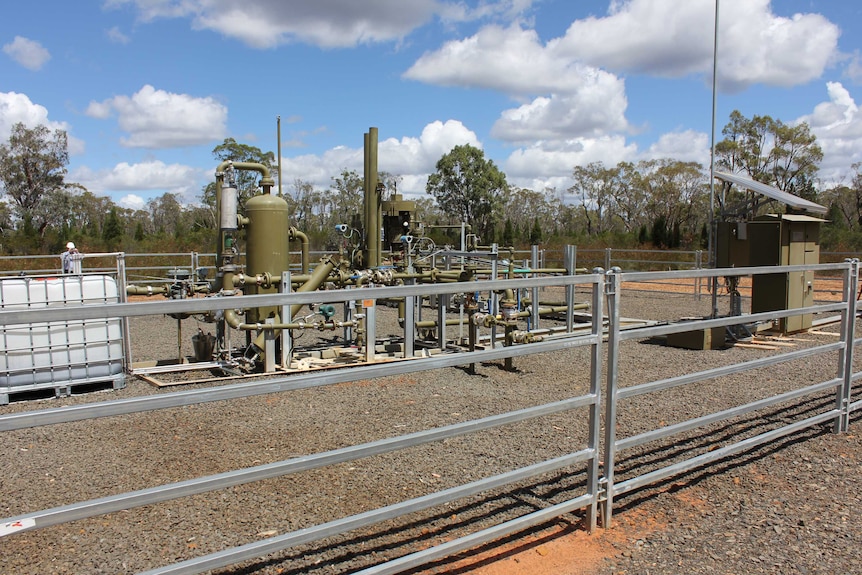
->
[[66, 242, 75, 249]]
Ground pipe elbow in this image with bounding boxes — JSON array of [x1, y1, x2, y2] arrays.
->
[[223, 307, 245, 329]]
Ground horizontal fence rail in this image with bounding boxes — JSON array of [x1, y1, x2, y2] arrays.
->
[[600, 259, 860, 526], [1, 269, 605, 574], [1, 257, 860, 574]]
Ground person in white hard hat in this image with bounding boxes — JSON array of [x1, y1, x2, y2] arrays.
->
[[61, 242, 78, 273]]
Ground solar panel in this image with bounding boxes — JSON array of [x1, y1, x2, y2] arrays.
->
[[713, 171, 827, 215]]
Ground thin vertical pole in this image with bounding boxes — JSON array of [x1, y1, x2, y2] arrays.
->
[[837, 259, 859, 432], [601, 267, 622, 528], [709, 0, 720, 318], [585, 267, 605, 532]]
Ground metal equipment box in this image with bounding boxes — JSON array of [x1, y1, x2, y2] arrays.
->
[[748, 214, 823, 333], [715, 221, 750, 269], [666, 326, 726, 350]]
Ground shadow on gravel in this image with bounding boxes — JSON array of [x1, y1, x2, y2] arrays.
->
[[217, 470, 588, 575], [611, 423, 831, 517], [213, 388, 862, 575]]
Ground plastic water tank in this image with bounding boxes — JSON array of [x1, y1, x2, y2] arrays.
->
[[0, 275, 125, 402]]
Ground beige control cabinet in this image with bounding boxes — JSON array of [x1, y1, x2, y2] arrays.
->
[[748, 214, 823, 333]]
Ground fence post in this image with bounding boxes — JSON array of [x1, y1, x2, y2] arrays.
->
[[694, 250, 702, 300], [600, 267, 622, 528], [836, 259, 859, 432], [564, 245, 576, 333], [585, 265, 605, 532], [116, 252, 133, 370], [605, 248, 612, 270], [531, 245, 540, 330]]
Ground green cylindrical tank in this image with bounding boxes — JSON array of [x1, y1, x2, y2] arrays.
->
[[245, 193, 290, 323]]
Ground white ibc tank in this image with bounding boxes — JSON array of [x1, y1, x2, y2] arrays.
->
[[0, 275, 125, 401]]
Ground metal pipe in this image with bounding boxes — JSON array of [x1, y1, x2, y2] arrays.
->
[[277, 115, 282, 198], [364, 127, 380, 268], [289, 227, 310, 275], [414, 303, 588, 330], [126, 285, 168, 296], [220, 256, 335, 331], [223, 308, 357, 332], [288, 255, 336, 321]]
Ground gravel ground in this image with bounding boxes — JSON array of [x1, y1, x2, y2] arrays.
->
[[2, 285, 862, 575]]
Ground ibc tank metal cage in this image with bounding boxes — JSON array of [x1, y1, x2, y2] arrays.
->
[[0, 274, 126, 404]]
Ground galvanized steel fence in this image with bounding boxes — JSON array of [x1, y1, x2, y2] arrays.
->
[[0, 259, 860, 574]]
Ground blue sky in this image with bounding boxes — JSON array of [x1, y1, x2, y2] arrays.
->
[[2, 0, 862, 211]]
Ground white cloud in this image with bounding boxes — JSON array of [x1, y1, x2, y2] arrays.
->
[[108, 0, 538, 49], [798, 82, 862, 183], [380, 120, 481, 173], [405, 24, 601, 96], [492, 87, 628, 143], [405, 24, 632, 146], [557, 0, 839, 91], [0, 92, 54, 138], [281, 120, 480, 197], [504, 135, 638, 192], [111, 0, 440, 49], [119, 194, 146, 210], [70, 161, 207, 204], [2, 36, 50, 71], [85, 85, 227, 148], [0, 91, 83, 155], [641, 130, 710, 166], [407, 0, 839, 100]]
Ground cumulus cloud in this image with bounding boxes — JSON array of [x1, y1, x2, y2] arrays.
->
[[504, 135, 638, 192], [558, 0, 838, 91], [405, 24, 632, 143], [107, 0, 538, 49], [119, 194, 146, 210], [281, 120, 480, 196], [85, 85, 227, 148], [492, 87, 628, 143], [641, 130, 710, 166], [405, 0, 839, 97], [798, 82, 862, 183], [2, 36, 50, 70], [0, 91, 83, 155], [108, 0, 442, 48], [70, 161, 207, 204], [405, 25, 599, 96]]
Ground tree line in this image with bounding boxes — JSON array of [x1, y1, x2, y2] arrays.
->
[[2, 111, 862, 259]]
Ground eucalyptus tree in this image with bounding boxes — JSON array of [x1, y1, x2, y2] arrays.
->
[[426, 144, 507, 242], [0, 123, 69, 217], [200, 138, 276, 223], [715, 110, 822, 194], [638, 159, 707, 248], [568, 162, 624, 237]]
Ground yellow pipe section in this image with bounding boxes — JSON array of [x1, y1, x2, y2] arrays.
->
[[221, 255, 336, 332], [289, 227, 310, 275]]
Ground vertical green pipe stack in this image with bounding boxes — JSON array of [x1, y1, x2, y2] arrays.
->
[[364, 127, 380, 268]]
